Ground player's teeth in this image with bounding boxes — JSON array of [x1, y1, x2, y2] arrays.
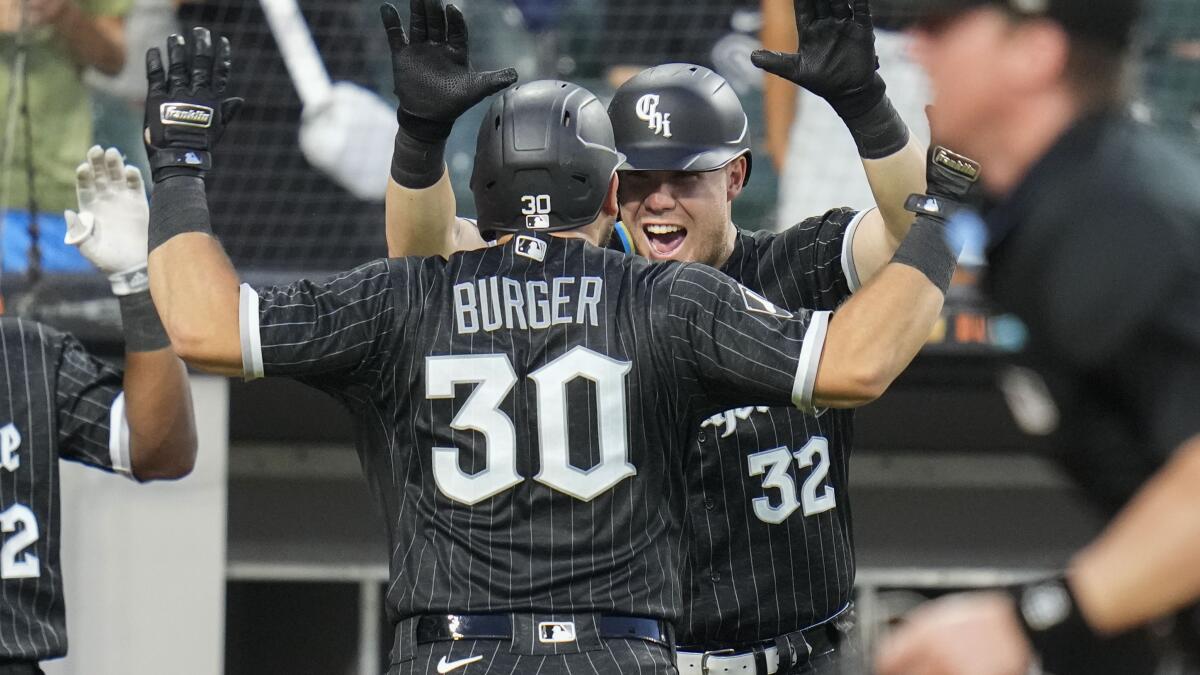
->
[[646, 224, 682, 235]]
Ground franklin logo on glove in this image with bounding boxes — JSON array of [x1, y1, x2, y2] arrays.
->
[[160, 103, 214, 128]]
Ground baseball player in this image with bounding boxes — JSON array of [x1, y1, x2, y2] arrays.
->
[[0, 146, 196, 674], [380, 1, 973, 672], [139, 25, 959, 674], [874, 1, 1200, 674]]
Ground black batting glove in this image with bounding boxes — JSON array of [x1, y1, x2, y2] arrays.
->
[[144, 27, 243, 183], [905, 145, 982, 221], [751, 0, 883, 120], [381, 0, 518, 142]]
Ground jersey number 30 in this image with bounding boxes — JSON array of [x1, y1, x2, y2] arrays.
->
[[427, 346, 634, 505]]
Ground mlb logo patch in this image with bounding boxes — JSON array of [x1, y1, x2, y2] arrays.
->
[[740, 285, 792, 318], [537, 621, 577, 644], [526, 214, 550, 229], [515, 235, 547, 262]]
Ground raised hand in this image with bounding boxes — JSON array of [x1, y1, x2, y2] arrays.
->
[[64, 146, 151, 295], [144, 27, 244, 182], [751, 0, 881, 119], [381, 0, 518, 142]]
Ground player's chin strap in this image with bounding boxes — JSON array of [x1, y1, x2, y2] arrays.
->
[[1010, 576, 1160, 675]]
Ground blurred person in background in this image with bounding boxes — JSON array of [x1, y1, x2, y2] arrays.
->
[[762, 0, 932, 228], [875, 1, 1200, 674], [0, 0, 129, 274], [87, 0, 179, 182]]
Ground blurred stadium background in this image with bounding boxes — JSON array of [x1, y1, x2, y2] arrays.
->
[[0, 0, 1197, 673]]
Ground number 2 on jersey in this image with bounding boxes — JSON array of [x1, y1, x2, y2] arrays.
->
[[0, 503, 40, 579], [746, 437, 836, 524], [427, 346, 635, 505]]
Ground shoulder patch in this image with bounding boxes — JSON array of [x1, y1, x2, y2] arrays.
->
[[739, 285, 793, 318]]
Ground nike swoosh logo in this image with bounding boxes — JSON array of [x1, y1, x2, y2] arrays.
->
[[437, 655, 484, 673]]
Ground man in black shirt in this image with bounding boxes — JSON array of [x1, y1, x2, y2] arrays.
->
[[877, 2, 1200, 674], [142, 22, 958, 674], [1, 146, 196, 673]]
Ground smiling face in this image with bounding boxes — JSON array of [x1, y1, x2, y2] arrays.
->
[[616, 157, 747, 268]]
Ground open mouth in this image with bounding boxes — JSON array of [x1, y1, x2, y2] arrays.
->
[[643, 223, 687, 258]]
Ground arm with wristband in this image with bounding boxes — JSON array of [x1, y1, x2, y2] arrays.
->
[[751, 0, 928, 284], [143, 28, 246, 376], [380, 0, 517, 258], [63, 145, 197, 481]]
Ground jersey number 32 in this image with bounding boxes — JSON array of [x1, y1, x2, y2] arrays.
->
[[427, 346, 634, 506]]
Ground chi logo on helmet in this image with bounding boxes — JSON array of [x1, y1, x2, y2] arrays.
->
[[635, 94, 672, 138], [160, 103, 214, 128]]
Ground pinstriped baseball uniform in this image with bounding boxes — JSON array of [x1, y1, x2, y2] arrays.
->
[[0, 318, 134, 662], [680, 208, 865, 648], [238, 234, 833, 672]]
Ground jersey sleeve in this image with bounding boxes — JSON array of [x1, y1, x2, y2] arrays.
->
[[239, 258, 404, 382], [654, 264, 830, 416], [757, 208, 868, 311], [55, 334, 132, 477]]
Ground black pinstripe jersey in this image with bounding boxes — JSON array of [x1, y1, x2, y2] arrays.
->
[[0, 318, 132, 660], [239, 234, 833, 624], [679, 208, 864, 647]]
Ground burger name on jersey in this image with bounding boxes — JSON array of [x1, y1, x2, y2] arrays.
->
[[455, 275, 603, 335]]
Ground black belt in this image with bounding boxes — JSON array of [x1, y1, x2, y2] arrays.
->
[[678, 618, 846, 674], [415, 614, 673, 648]]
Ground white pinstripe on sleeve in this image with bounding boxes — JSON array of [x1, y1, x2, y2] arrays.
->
[[239, 283, 264, 380], [792, 310, 831, 414], [107, 391, 132, 476], [840, 208, 871, 293]]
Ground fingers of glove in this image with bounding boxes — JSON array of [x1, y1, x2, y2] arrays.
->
[[445, 3, 467, 51], [425, 0, 446, 43], [63, 211, 95, 247], [830, 0, 851, 20], [814, 0, 830, 20], [853, 0, 872, 26], [74, 158, 97, 207], [212, 36, 232, 95], [409, 0, 427, 42], [166, 33, 190, 93], [145, 47, 167, 97], [87, 145, 109, 190], [750, 50, 793, 78], [190, 27, 214, 92], [125, 166, 145, 194], [104, 147, 126, 185], [380, 3, 409, 51], [477, 68, 518, 96], [795, 0, 815, 27]]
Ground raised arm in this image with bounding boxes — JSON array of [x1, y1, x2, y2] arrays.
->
[[380, 0, 516, 257], [142, 29, 246, 376], [64, 146, 196, 481], [752, 0, 927, 282]]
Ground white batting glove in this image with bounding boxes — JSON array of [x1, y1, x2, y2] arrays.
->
[[65, 146, 150, 296]]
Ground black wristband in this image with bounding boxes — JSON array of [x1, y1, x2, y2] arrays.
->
[[149, 148, 212, 182], [840, 94, 910, 160], [890, 214, 956, 294], [390, 126, 447, 189], [118, 291, 171, 352], [1011, 578, 1159, 675], [149, 176, 212, 253]]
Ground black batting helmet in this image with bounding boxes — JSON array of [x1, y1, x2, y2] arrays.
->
[[471, 80, 624, 234], [608, 64, 752, 185]]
